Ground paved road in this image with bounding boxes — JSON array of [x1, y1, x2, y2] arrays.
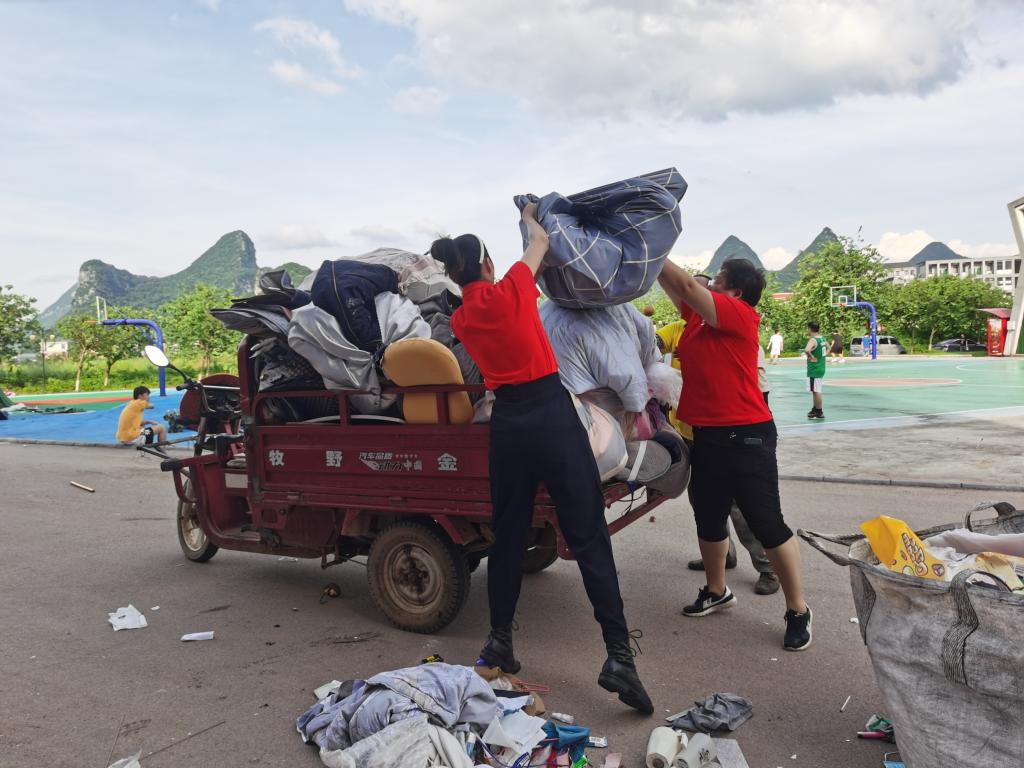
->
[[2, 443, 1020, 768]]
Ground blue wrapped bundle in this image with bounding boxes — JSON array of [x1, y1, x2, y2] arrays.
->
[[514, 168, 687, 309]]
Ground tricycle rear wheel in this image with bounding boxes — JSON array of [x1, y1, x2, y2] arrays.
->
[[367, 521, 470, 634], [177, 479, 219, 563], [521, 524, 559, 574]]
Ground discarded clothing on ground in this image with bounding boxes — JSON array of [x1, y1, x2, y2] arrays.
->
[[310, 261, 399, 354], [289, 293, 429, 414], [670, 693, 753, 733], [315, 717, 474, 768], [296, 663, 497, 752], [541, 301, 659, 413], [515, 168, 687, 308]]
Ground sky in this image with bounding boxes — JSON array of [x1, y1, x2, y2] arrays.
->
[[2, 0, 1023, 311]]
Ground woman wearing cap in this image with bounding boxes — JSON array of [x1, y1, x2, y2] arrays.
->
[[430, 203, 653, 714]]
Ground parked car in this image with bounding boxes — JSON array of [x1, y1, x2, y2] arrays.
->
[[850, 335, 907, 356], [933, 338, 987, 353]]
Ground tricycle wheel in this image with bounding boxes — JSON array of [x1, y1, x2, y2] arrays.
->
[[521, 524, 559, 574], [367, 521, 470, 634], [177, 480, 218, 563]]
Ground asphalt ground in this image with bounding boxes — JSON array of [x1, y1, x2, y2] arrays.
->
[[4, 443, 1021, 768]]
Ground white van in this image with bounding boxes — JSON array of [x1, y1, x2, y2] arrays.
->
[[850, 335, 907, 356]]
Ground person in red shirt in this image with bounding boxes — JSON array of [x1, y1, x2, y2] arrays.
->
[[658, 258, 812, 652], [431, 203, 653, 714]]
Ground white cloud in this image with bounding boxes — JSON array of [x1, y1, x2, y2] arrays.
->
[[876, 230, 937, 261], [876, 230, 1018, 261], [392, 86, 449, 115], [260, 225, 338, 250], [255, 18, 363, 94], [350, 224, 412, 244], [947, 239, 1018, 259], [761, 246, 796, 270], [344, 0, 979, 119], [267, 61, 343, 94], [194, 0, 221, 11]]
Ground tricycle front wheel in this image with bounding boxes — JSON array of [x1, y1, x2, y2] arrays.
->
[[367, 521, 470, 634], [177, 480, 219, 563]]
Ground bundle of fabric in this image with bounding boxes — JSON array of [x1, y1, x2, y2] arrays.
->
[[301, 247, 459, 305], [296, 663, 497, 768], [540, 301, 659, 414], [514, 168, 687, 309], [309, 261, 399, 354], [289, 293, 430, 414]]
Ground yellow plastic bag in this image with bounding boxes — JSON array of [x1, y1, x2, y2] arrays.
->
[[861, 515, 949, 579]]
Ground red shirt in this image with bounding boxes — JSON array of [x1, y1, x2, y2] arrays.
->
[[676, 292, 772, 427], [451, 262, 558, 389]]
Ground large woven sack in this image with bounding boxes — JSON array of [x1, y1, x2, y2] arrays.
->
[[800, 501, 1024, 768]]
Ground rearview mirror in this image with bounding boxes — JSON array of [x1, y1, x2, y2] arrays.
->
[[144, 345, 170, 368]]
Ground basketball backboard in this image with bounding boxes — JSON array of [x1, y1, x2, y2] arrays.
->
[[829, 285, 858, 307]]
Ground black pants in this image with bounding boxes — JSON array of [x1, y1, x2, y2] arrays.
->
[[488, 374, 629, 645], [689, 420, 793, 550]]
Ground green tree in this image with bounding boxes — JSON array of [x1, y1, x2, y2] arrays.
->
[[890, 276, 1010, 350], [56, 314, 105, 392], [786, 235, 894, 346], [0, 285, 41, 365], [160, 285, 239, 377], [93, 308, 148, 387]]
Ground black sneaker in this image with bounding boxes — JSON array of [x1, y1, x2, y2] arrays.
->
[[784, 607, 813, 651], [682, 586, 737, 617], [598, 632, 654, 715], [806, 408, 818, 418], [808, 410, 825, 420], [476, 624, 521, 674]]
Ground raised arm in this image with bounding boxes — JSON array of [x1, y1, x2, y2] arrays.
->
[[519, 202, 549, 278], [658, 260, 718, 326]]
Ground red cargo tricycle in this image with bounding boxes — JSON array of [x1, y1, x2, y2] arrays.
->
[[143, 340, 667, 633]]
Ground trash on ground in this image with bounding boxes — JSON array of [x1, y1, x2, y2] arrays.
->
[[150, 606, 160, 611], [675, 732, 716, 768], [712, 738, 751, 768], [588, 736, 608, 748], [603, 754, 623, 768], [857, 714, 895, 742], [108, 605, 147, 631], [646, 725, 683, 768], [849, 617, 859, 624], [840, 695, 851, 712], [180, 631, 215, 642], [883, 751, 906, 768], [669, 693, 753, 733], [70, 481, 95, 493], [297, 662, 586, 767], [319, 582, 341, 604], [278, 556, 299, 562], [551, 712, 575, 725], [421, 653, 445, 664], [107, 752, 141, 768]]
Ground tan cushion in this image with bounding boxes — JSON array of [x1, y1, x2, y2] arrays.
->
[[382, 338, 473, 425]]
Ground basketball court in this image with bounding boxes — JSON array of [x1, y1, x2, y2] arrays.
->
[[767, 355, 1024, 433]]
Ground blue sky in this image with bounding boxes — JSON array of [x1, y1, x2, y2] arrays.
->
[[2, 0, 1023, 310]]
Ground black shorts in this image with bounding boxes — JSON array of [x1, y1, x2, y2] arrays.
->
[[688, 420, 792, 549]]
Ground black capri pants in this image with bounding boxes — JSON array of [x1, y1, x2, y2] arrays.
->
[[688, 419, 793, 550]]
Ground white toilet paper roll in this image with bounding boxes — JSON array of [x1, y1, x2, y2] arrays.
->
[[673, 732, 717, 768], [646, 726, 681, 768]]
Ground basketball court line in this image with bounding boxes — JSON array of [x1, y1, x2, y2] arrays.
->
[[779, 404, 1024, 435]]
